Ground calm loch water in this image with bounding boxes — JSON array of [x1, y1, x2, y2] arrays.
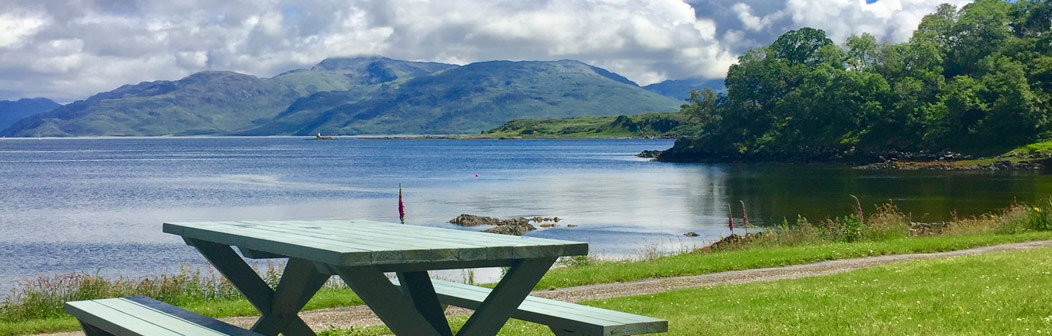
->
[[2, 137, 1052, 292]]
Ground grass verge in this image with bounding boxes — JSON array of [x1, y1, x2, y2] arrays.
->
[[535, 231, 1052, 289], [323, 246, 1052, 335]]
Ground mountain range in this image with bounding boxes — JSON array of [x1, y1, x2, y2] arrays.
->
[[0, 98, 59, 131], [1, 56, 708, 137]]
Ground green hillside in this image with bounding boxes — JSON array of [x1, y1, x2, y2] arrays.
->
[[480, 112, 696, 139], [0, 57, 455, 137], [259, 60, 680, 135]]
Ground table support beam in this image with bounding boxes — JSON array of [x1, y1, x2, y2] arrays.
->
[[397, 271, 453, 336], [252, 258, 330, 336], [456, 257, 557, 336], [185, 238, 319, 336], [334, 266, 445, 336]]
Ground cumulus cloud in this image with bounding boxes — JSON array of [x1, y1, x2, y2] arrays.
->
[[0, 0, 972, 102], [693, 0, 973, 53]]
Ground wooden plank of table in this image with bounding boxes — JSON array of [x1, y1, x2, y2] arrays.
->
[[94, 299, 236, 336], [165, 220, 587, 267], [65, 300, 185, 336], [419, 280, 666, 334]]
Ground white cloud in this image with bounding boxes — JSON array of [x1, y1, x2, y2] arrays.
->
[[0, 0, 974, 102], [780, 0, 972, 42], [0, 12, 46, 48], [732, 3, 770, 31]]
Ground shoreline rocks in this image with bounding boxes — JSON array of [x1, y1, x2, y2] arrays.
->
[[637, 150, 663, 159], [484, 224, 535, 235], [450, 214, 566, 235], [855, 159, 1044, 171], [645, 143, 1047, 171], [449, 214, 502, 226]]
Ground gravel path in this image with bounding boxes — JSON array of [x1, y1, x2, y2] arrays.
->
[[39, 240, 1052, 335]]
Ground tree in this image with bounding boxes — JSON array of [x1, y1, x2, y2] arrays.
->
[[846, 33, 880, 72], [974, 56, 1040, 150], [945, 0, 1014, 77], [680, 88, 722, 130], [769, 27, 836, 68]]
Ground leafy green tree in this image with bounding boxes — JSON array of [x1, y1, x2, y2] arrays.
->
[[680, 88, 722, 130], [974, 56, 1040, 150], [769, 28, 836, 68], [913, 3, 959, 51], [926, 76, 984, 150], [846, 33, 880, 72], [945, 0, 1013, 76]]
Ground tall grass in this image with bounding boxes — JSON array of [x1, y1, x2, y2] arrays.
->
[[0, 260, 344, 323], [708, 199, 1052, 252]]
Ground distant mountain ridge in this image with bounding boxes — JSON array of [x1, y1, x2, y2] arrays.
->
[[247, 59, 679, 135], [1, 56, 681, 137], [0, 98, 59, 131], [643, 78, 725, 101]]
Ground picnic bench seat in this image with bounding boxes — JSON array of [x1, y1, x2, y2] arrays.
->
[[64, 296, 260, 336], [395, 278, 668, 336]]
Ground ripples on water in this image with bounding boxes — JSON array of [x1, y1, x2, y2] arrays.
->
[[2, 137, 1051, 293]]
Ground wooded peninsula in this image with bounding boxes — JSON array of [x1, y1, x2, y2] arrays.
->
[[656, 0, 1052, 163]]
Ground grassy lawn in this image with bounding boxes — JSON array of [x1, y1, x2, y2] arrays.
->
[[535, 231, 1052, 289], [522, 246, 1052, 335], [325, 246, 1052, 335]]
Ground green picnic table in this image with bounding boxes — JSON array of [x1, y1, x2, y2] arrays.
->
[[157, 219, 641, 336], [63, 220, 666, 336], [67, 220, 667, 336]]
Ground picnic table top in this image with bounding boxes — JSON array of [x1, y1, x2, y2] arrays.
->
[[163, 220, 588, 267]]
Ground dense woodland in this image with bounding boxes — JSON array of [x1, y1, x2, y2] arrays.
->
[[662, 0, 1052, 162]]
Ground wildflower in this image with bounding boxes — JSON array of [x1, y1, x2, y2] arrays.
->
[[851, 195, 864, 222], [740, 200, 749, 226], [727, 203, 734, 234], [398, 184, 406, 224], [1036, 207, 1042, 212]]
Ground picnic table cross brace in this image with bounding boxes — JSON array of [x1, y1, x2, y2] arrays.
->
[[186, 238, 327, 336]]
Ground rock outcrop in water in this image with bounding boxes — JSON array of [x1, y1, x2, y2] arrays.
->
[[484, 224, 536, 236], [449, 214, 502, 226], [449, 214, 564, 235]]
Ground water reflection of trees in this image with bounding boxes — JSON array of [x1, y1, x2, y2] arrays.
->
[[686, 165, 1052, 225]]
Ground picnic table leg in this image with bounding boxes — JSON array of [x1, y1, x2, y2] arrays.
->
[[78, 321, 114, 336], [456, 257, 557, 336], [334, 265, 447, 336], [397, 271, 454, 336], [252, 258, 330, 336], [549, 328, 582, 336], [186, 239, 322, 336]]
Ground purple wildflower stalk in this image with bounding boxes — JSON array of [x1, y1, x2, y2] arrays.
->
[[727, 203, 734, 234], [851, 195, 864, 223]]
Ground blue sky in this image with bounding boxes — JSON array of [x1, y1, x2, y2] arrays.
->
[[0, 0, 972, 102]]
